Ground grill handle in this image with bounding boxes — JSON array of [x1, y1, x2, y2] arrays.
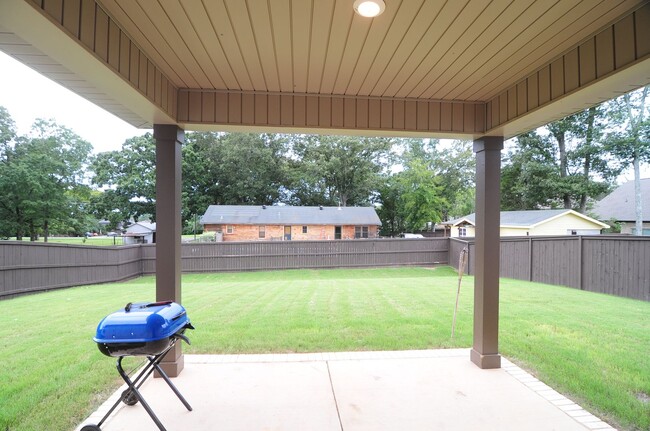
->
[[145, 301, 173, 308], [173, 332, 191, 345], [124, 301, 174, 312]]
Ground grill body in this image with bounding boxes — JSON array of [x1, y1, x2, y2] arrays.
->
[[83, 301, 194, 431], [93, 301, 192, 357]]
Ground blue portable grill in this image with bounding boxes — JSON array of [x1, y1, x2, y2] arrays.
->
[[82, 301, 194, 431]]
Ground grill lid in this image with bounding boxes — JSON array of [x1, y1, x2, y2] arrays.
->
[[94, 301, 191, 344]]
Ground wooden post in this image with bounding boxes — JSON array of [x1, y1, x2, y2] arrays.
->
[[470, 136, 503, 369], [154, 124, 184, 377]]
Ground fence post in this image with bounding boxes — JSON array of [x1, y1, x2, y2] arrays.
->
[[578, 235, 583, 290], [528, 236, 533, 281]]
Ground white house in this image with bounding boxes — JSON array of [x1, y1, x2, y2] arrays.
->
[[123, 221, 156, 244], [444, 209, 609, 238]]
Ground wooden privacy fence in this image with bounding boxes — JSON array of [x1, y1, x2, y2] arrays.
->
[[0, 238, 447, 298], [450, 236, 650, 301], [0, 242, 143, 298], [141, 238, 449, 274], [2, 237, 648, 301]]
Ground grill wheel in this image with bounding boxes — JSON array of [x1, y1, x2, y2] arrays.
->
[[121, 389, 139, 406]]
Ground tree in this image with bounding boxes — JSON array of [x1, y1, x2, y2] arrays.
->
[[91, 132, 291, 227], [501, 131, 561, 210], [27, 120, 93, 240], [287, 135, 393, 206], [428, 140, 475, 220], [375, 139, 448, 235], [547, 117, 573, 209], [0, 107, 20, 238], [90, 133, 157, 225], [570, 106, 615, 212], [183, 132, 289, 212], [502, 108, 615, 213], [397, 158, 445, 232], [375, 175, 405, 236], [0, 114, 92, 240], [606, 86, 649, 235], [395, 138, 474, 220]]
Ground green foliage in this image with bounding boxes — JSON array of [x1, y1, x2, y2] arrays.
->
[[397, 158, 445, 232], [286, 135, 393, 206], [90, 133, 156, 225], [375, 139, 473, 235], [375, 175, 405, 236], [501, 132, 562, 210], [502, 106, 616, 212], [0, 112, 92, 240], [183, 132, 289, 211], [426, 140, 475, 220], [605, 87, 650, 169], [182, 214, 204, 236]]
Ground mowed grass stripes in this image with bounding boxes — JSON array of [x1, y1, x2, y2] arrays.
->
[[0, 267, 648, 430]]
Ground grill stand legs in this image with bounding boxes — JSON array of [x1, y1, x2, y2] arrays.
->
[[82, 342, 192, 431]]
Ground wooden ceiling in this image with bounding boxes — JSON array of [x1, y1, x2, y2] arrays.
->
[[1, 0, 649, 138], [98, 0, 640, 101]]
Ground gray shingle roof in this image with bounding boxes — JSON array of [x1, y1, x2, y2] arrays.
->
[[201, 205, 381, 226], [593, 179, 650, 222], [448, 209, 602, 227]]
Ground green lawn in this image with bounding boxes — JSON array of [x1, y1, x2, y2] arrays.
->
[[0, 267, 648, 430]]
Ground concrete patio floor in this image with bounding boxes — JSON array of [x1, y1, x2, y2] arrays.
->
[[78, 349, 616, 431]]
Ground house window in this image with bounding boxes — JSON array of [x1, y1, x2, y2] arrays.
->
[[355, 226, 369, 239], [302, 226, 308, 234], [459, 227, 467, 237], [259, 226, 265, 239], [226, 225, 234, 234]]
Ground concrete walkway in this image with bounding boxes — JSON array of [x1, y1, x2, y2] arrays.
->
[[78, 349, 616, 431]]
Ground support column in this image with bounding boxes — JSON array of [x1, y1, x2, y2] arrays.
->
[[153, 124, 184, 377], [470, 136, 503, 369]]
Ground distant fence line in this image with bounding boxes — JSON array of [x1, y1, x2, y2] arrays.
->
[[0, 242, 143, 298], [1, 236, 648, 301], [0, 239, 448, 298], [450, 236, 650, 301]]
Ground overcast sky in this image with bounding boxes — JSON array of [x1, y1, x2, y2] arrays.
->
[[0, 51, 147, 154], [0, 51, 645, 182]]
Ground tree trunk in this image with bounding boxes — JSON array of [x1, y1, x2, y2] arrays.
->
[[553, 129, 571, 209], [624, 88, 647, 235], [634, 150, 643, 236], [15, 207, 23, 240], [579, 107, 596, 213], [43, 219, 49, 243]]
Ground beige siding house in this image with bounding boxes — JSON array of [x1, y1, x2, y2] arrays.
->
[[445, 210, 609, 238]]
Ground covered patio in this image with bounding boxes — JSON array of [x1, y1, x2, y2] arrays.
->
[[1, 0, 648, 428], [78, 349, 613, 431], [77, 349, 614, 431]]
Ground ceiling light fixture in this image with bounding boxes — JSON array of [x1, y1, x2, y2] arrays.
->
[[353, 0, 385, 18]]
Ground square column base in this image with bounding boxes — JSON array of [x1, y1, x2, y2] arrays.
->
[[470, 348, 501, 369], [155, 343, 184, 378]]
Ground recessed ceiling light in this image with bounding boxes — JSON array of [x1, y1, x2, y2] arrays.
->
[[353, 0, 385, 18]]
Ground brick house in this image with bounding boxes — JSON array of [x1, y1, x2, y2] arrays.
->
[[201, 205, 381, 241]]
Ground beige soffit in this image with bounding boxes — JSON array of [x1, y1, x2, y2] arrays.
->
[[0, 0, 648, 138]]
